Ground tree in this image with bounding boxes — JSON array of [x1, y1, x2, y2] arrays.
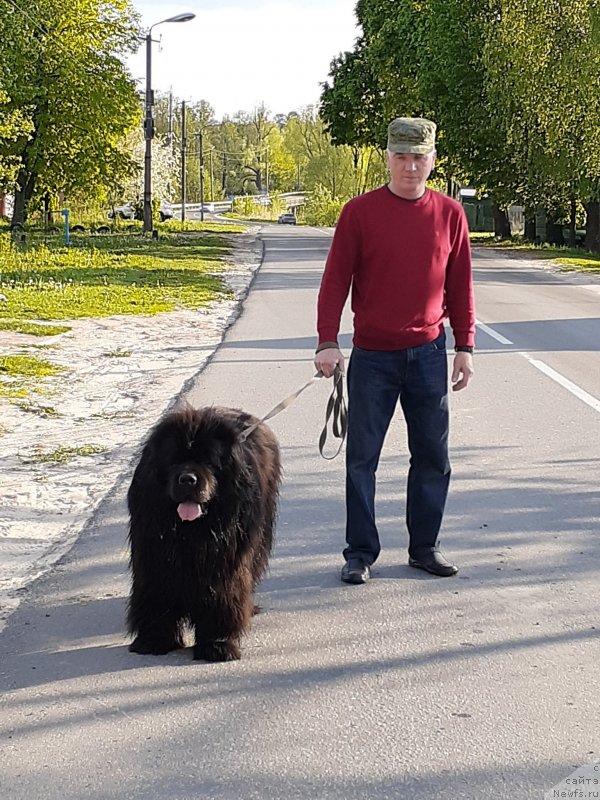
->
[[113, 127, 175, 208], [320, 42, 387, 151], [0, 0, 142, 226], [320, 0, 600, 246], [482, 0, 600, 248]]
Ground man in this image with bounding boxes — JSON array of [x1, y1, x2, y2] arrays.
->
[[314, 117, 475, 584]]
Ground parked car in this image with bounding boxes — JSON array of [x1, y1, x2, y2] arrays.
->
[[108, 201, 135, 220], [278, 213, 296, 225], [158, 201, 174, 222]]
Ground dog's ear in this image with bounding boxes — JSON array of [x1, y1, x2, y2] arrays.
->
[[131, 436, 160, 485], [232, 412, 255, 436]]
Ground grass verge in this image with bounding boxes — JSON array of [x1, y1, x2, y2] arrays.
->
[[0, 320, 71, 336], [0, 354, 65, 399], [23, 444, 108, 464], [469, 233, 600, 273], [0, 223, 247, 403], [0, 226, 245, 322]]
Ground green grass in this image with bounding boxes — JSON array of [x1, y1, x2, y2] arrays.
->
[[17, 401, 60, 417], [0, 354, 65, 399], [0, 354, 64, 378], [0, 320, 71, 336], [224, 212, 278, 223], [160, 219, 249, 235], [0, 223, 251, 402], [0, 228, 242, 322], [24, 443, 108, 464], [553, 254, 600, 272]]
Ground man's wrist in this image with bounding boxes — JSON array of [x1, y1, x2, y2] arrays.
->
[[455, 345, 474, 354], [316, 341, 339, 353]]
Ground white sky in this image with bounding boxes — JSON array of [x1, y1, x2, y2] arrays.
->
[[127, 1, 360, 120]]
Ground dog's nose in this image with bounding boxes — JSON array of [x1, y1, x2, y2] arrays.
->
[[178, 472, 198, 487]]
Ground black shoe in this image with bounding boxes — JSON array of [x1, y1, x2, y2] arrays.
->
[[409, 549, 458, 577], [341, 558, 371, 584]]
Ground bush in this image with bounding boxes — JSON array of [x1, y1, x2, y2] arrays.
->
[[300, 184, 345, 227], [231, 194, 287, 220]]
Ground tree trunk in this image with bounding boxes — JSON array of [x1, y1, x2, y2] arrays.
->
[[11, 168, 37, 228], [584, 200, 600, 253], [44, 193, 51, 229], [491, 201, 511, 239], [524, 214, 536, 242], [568, 198, 577, 248], [446, 178, 460, 200]]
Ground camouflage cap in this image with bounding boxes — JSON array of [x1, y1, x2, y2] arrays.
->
[[387, 117, 436, 154]]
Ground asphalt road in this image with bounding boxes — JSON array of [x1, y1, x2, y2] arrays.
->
[[1, 224, 599, 799]]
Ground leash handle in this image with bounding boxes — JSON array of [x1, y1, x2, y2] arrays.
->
[[318, 365, 347, 460], [240, 365, 347, 460], [239, 371, 324, 443]]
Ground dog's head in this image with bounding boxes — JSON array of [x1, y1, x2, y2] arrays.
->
[[141, 406, 248, 523]]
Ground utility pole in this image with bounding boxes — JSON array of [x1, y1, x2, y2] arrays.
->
[[143, 30, 155, 234], [167, 88, 173, 152], [209, 149, 214, 202], [197, 132, 204, 222], [181, 100, 187, 223], [142, 14, 196, 235], [265, 146, 270, 196]]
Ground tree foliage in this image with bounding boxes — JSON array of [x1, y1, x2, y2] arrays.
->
[[0, 0, 142, 225], [146, 100, 387, 208], [319, 0, 600, 248]]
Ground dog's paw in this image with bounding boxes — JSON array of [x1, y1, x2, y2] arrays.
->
[[193, 640, 241, 662], [129, 636, 181, 655]]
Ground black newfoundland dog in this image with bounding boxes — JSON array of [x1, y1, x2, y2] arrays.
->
[[127, 405, 281, 662]]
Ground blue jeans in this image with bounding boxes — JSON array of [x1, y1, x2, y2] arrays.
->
[[344, 332, 451, 565]]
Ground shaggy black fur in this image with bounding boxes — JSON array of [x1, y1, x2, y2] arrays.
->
[[127, 405, 281, 662]]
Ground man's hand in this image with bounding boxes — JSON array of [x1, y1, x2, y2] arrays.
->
[[314, 347, 345, 379], [451, 351, 474, 391]]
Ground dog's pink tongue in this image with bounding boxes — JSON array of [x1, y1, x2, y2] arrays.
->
[[177, 502, 203, 522]]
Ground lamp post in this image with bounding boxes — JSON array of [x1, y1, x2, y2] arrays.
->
[[143, 12, 195, 234], [196, 132, 204, 222]]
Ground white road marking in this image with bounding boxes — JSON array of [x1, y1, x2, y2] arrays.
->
[[525, 356, 600, 414], [477, 320, 600, 415], [476, 319, 514, 345]]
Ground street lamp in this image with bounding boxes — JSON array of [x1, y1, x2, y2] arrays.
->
[[143, 12, 196, 234]]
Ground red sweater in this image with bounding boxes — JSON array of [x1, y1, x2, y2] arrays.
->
[[317, 186, 475, 350]]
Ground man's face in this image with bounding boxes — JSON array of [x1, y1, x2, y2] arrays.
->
[[386, 150, 436, 197]]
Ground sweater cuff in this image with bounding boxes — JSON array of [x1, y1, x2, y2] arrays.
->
[[315, 341, 339, 353]]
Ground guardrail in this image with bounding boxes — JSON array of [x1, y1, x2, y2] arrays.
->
[[171, 196, 307, 214], [171, 201, 233, 213]]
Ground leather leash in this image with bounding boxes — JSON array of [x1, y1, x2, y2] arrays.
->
[[239, 366, 347, 459]]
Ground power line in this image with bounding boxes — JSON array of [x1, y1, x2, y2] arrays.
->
[[195, 146, 268, 157]]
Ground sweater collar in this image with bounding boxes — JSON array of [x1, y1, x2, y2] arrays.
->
[[383, 184, 431, 207]]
